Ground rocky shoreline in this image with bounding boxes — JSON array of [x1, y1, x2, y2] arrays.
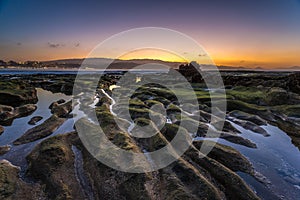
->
[[0, 71, 299, 199]]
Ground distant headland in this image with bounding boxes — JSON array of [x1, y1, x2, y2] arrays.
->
[[0, 58, 300, 71]]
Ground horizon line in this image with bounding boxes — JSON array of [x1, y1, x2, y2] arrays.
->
[[1, 57, 300, 70]]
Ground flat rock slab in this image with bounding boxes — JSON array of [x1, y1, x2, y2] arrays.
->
[[13, 115, 66, 145], [229, 110, 267, 126], [28, 116, 43, 125], [228, 117, 270, 137]]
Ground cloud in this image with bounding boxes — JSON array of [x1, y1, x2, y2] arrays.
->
[[47, 42, 79, 48], [17, 42, 22, 46], [198, 53, 206, 57], [240, 60, 245, 63], [47, 42, 60, 48]]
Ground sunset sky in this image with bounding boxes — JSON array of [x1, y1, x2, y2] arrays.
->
[[1, 0, 300, 68]]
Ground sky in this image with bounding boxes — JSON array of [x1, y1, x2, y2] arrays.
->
[[0, 0, 300, 68]]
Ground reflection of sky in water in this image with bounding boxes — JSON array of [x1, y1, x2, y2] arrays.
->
[[0, 88, 73, 172], [0, 88, 72, 145], [205, 122, 300, 200]]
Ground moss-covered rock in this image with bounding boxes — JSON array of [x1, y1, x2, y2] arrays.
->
[[0, 73, 277, 199], [0, 160, 18, 199], [0, 80, 38, 107], [145, 99, 164, 107], [0, 160, 44, 199], [166, 159, 225, 200], [194, 141, 254, 174], [271, 104, 300, 118], [152, 97, 171, 107], [265, 87, 289, 106], [226, 86, 266, 105], [129, 98, 147, 109], [118, 174, 152, 200], [129, 107, 152, 120], [26, 132, 86, 200], [226, 100, 268, 113], [157, 172, 199, 200], [42, 80, 74, 95], [166, 104, 181, 115], [185, 145, 260, 200]]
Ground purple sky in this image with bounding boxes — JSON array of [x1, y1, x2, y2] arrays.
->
[[1, 0, 300, 68]]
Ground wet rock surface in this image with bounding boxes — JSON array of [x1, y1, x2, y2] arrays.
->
[[29, 123, 257, 200], [28, 116, 43, 125], [0, 72, 299, 199], [26, 132, 86, 200], [228, 117, 270, 137], [13, 99, 74, 145], [0, 80, 38, 107], [50, 100, 73, 117], [229, 110, 267, 126], [0, 104, 37, 126], [13, 115, 67, 145], [181, 70, 300, 151], [0, 125, 4, 135], [0, 145, 10, 155], [0, 159, 45, 199], [49, 99, 66, 109], [193, 140, 254, 174]]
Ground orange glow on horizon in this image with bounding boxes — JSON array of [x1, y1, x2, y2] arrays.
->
[[3, 44, 300, 69], [118, 49, 187, 63]]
